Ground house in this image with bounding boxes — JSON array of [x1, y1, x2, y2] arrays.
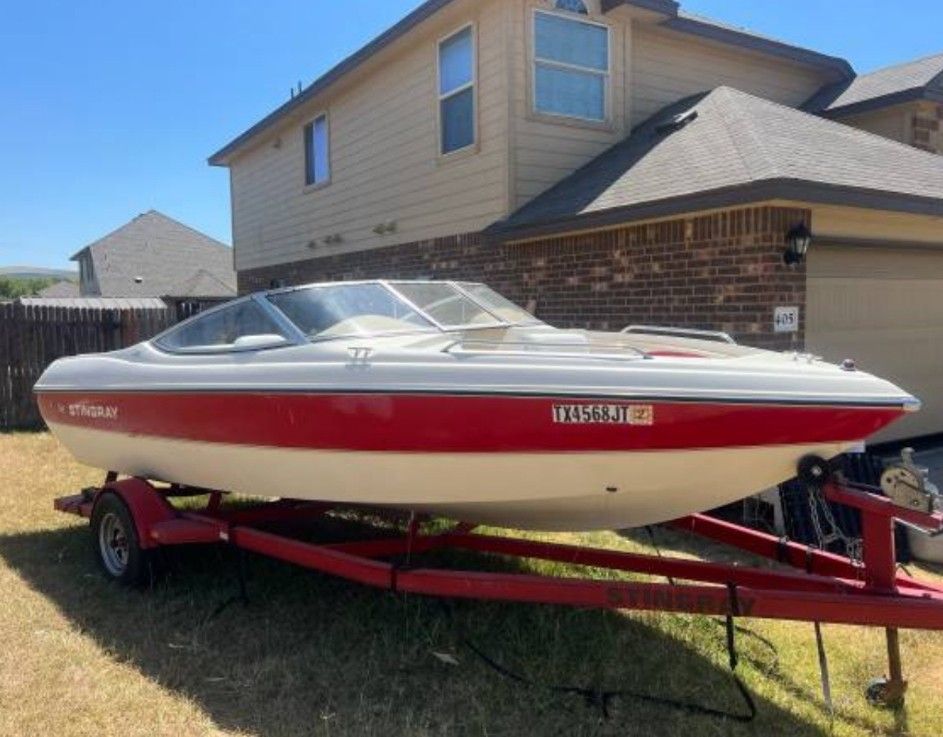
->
[[37, 280, 80, 298], [808, 51, 943, 152], [208, 0, 943, 441], [72, 210, 237, 318]]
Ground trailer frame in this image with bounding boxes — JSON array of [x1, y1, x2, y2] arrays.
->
[[56, 472, 943, 708]]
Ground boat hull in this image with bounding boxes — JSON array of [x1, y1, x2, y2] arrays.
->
[[46, 421, 853, 530], [38, 390, 899, 530]]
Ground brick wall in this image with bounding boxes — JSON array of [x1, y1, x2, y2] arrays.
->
[[239, 205, 810, 350], [913, 102, 943, 154]]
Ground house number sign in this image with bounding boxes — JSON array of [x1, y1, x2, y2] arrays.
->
[[774, 306, 800, 334]]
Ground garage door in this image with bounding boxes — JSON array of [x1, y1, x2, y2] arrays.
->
[[807, 244, 943, 443]]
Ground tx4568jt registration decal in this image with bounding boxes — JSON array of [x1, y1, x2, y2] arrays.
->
[[552, 404, 654, 426]]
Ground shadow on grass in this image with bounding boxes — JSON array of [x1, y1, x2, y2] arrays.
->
[[0, 521, 839, 737]]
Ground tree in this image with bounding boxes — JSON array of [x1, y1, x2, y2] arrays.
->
[[0, 277, 56, 299]]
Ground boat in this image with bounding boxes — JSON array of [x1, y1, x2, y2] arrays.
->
[[34, 280, 919, 531]]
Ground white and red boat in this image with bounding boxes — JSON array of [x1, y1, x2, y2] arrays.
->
[[34, 280, 918, 531]]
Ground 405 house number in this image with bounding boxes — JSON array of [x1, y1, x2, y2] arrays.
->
[[774, 306, 800, 334], [553, 404, 654, 426]]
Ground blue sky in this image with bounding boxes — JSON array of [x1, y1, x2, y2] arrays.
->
[[1, 1, 941, 270]]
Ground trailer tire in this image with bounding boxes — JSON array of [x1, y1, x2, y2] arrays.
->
[[90, 492, 156, 587]]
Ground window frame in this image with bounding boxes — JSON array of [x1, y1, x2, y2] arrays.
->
[[531, 8, 612, 125], [436, 23, 478, 158], [303, 112, 331, 189]]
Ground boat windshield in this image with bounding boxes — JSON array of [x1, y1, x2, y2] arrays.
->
[[389, 282, 508, 329], [267, 281, 540, 340], [456, 283, 540, 325], [268, 283, 437, 340]]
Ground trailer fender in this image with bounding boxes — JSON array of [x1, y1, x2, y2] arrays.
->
[[96, 478, 177, 550]]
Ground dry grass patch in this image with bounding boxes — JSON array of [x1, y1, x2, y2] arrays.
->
[[1, 432, 942, 736]]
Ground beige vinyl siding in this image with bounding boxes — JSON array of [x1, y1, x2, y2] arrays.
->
[[807, 244, 943, 442], [510, 0, 629, 210], [508, 4, 832, 210], [230, 0, 510, 272], [630, 25, 827, 128], [837, 104, 913, 146]]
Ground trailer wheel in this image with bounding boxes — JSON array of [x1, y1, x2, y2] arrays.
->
[[90, 492, 155, 586]]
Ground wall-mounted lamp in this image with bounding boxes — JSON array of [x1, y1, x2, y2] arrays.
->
[[783, 223, 813, 266]]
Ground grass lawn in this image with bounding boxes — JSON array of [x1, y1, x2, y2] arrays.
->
[[1, 432, 942, 736]]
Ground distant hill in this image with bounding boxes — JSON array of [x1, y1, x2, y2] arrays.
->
[[0, 266, 78, 281]]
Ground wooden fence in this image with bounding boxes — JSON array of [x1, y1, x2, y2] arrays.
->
[[0, 302, 172, 430]]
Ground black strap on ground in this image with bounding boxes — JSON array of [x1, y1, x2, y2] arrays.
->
[[443, 601, 756, 723], [206, 545, 250, 622]]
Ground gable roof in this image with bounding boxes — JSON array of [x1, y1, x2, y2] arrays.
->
[[808, 52, 943, 117], [208, 1, 851, 166], [37, 280, 80, 298], [72, 210, 236, 299], [492, 86, 943, 240]]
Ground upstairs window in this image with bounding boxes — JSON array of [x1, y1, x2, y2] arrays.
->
[[304, 114, 330, 186], [534, 10, 609, 122], [438, 26, 476, 155]]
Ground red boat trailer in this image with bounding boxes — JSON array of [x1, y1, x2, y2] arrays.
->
[[56, 471, 943, 708]]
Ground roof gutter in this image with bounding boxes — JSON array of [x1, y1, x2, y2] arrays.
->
[[661, 16, 854, 80], [489, 179, 943, 244], [601, 0, 679, 15], [822, 87, 943, 119]]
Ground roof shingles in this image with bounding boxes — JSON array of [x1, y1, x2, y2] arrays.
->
[[494, 87, 943, 238], [74, 211, 236, 299], [809, 52, 943, 116]]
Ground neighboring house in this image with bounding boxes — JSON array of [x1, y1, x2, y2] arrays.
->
[[808, 52, 943, 153], [37, 280, 80, 298], [209, 0, 943, 441], [72, 210, 236, 319]]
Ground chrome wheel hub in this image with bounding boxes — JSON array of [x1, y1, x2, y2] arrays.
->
[[98, 512, 130, 576]]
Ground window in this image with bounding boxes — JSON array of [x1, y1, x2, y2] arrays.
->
[[269, 284, 435, 340], [533, 10, 609, 122], [304, 114, 330, 186], [156, 300, 291, 353], [438, 26, 475, 155]]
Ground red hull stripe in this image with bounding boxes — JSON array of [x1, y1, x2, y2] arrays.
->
[[37, 392, 904, 453]]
